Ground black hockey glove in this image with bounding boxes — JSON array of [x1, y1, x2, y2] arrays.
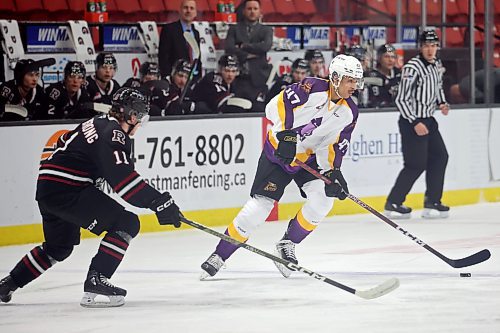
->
[[149, 193, 182, 228], [274, 129, 297, 165], [324, 168, 349, 200]]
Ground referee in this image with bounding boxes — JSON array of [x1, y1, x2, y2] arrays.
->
[[384, 30, 450, 219]]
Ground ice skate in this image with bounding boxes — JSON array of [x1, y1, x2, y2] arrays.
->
[[200, 253, 225, 280], [384, 201, 412, 219], [0, 275, 18, 303], [80, 270, 127, 308], [274, 240, 298, 278], [422, 201, 450, 219]]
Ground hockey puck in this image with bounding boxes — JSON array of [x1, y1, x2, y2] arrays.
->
[[459, 273, 471, 277]]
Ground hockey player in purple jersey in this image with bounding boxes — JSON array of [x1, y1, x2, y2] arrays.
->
[[200, 54, 364, 279], [0, 87, 182, 307]]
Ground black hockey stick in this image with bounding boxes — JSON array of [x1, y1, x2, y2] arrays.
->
[[178, 31, 201, 104], [295, 160, 491, 269], [180, 216, 399, 300]]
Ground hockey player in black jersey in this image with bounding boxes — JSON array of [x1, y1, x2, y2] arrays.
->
[[44, 61, 92, 119], [85, 52, 121, 106], [0, 59, 49, 121], [267, 58, 309, 102], [190, 54, 247, 114], [365, 44, 401, 108], [153, 58, 193, 116], [0, 87, 183, 308], [304, 49, 327, 79], [123, 62, 171, 116]]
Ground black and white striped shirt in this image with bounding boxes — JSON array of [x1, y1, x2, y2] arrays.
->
[[395, 54, 447, 122]]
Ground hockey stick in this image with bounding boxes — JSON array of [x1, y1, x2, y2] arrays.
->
[[295, 160, 491, 268], [180, 216, 399, 300], [179, 31, 201, 103]]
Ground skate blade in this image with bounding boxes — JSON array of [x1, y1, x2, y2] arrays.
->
[[273, 250, 292, 278], [80, 292, 125, 308], [422, 208, 449, 219], [199, 271, 211, 281], [384, 210, 411, 220]]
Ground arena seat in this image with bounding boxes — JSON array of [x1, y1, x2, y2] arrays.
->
[[272, 0, 298, 21], [138, 0, 165, 21], [444, 27, 465, 47], [41, 0, 72, 21], [384, 0, 407, 20], [407, 0, 441, 23], [0, 0, 16, 19], [15, 0, 48, 20], [293, 0, 317, 17], [364, 0, 391, 23], [259, 0, 278, 22]]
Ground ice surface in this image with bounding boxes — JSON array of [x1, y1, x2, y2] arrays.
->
[[1, 202, 499, 333]]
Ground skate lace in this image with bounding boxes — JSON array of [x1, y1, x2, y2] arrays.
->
[[207, 254, 224, 270], [98, 274, 116, 289], [280, 241, 296, 261]]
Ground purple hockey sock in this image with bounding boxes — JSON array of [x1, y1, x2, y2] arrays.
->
[[283, 216, 313, 244]]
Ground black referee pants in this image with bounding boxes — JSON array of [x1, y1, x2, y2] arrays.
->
[[387, 116, 448, 205]]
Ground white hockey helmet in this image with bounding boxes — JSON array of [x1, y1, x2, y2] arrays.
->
[[328, 54, 364, 90]]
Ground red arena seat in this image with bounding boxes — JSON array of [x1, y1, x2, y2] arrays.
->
[[0, 0, 16, 18]]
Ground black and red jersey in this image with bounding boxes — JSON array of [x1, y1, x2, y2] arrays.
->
[[36, 115, 160, 209]]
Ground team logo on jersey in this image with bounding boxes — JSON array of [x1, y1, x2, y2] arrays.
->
[[299, 82, 312, 93], [264, 182, 277, 192], [112, 130, 126, 145]]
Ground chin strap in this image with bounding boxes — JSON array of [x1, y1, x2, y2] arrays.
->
[[125, 120, 136, 135]]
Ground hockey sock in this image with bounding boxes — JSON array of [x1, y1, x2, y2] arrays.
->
[[10, 245, 56, 288], [215, 222, 248, 261], [90, 231, 130, 278], [283, 209, 317, 244]]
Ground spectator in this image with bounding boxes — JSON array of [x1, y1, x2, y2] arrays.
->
[[226, 0, 273, 112], [85, 53, 121, 106], [190, 54, 250, 113], [44, 61, 91, 119], [449, 68, 500, 104], [267, 58, 309, 102], [365, 44, 401, 108], [158, 0, 201, 79], [0, 59, 49, 121], [304, 49, 327, 79], [385, 30, 450, 219]]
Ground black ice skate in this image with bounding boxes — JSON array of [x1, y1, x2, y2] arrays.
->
[[274, 240, 298, 278], [384, 201, 412, 219], [80, 270, 127, 308], [422, 200, 450, 219], [200, 253, 225, 280], [0, 275, 18, 303]]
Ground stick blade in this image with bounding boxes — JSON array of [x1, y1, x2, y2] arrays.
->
[[355, 278, 400, 300], [449, 249, 491, 268], [183, 31, 200, 58]]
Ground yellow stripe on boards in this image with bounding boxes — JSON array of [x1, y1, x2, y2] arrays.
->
[[1, 188, 499, 246]]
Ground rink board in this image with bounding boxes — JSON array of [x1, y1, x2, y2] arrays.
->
[[0, 108, 499, 245]]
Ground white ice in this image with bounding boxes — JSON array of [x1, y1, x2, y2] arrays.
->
[[1, 202, 499, 333]]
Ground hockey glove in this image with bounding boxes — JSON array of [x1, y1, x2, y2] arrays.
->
[[324, 168, 349, 200], [274, 129, 298, 165], [149, 193, 182, 228]]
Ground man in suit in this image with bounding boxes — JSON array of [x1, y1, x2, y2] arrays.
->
[[226, 0, 273, 112], [158, 0, 201, 79]]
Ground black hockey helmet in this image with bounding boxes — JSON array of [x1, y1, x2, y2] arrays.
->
[[112, 87, 150, 124], [139, 62, 159, 77], [346, 45, 367, 61], [95, 52, 117, 71], [419, 29, 439, 45], [291, 58, 309, 71], [14, 59, 37, 85], [304, 49, 324, 62], [377, 44, 396, 57], [218, 54, 239, 70], [64, 61, 86, 79], [171, 59, 192, 77]]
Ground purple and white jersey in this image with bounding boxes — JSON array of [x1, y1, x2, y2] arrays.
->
[[264, 77, 358, 173]]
